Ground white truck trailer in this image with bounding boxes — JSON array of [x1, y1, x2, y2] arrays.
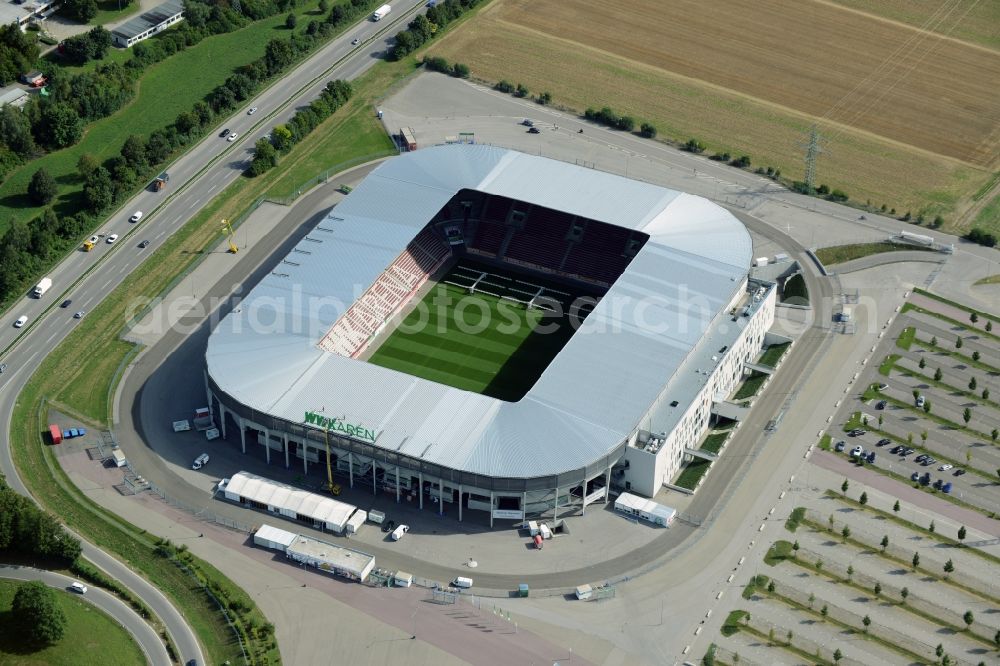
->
[[32, 277, 53, 297], [372, 3, 390, 20]]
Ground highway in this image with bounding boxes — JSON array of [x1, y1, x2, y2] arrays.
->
[[0, 5, 426, 664], [0, 564, 170, 665]]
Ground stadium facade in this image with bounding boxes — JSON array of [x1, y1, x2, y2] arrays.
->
[[205, 145, 776, 525]]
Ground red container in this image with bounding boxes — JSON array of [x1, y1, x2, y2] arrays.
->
[[48, 424, 62, 444], [533, 534, 543, 549]]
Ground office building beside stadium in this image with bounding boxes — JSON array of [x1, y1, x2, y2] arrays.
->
[[205, 145, 776, 526]]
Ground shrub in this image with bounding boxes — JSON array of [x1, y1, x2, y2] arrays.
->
[[828, 188, 849, 202], [423, 55, 450, 73], [536, 91, 552, 105], [514, 83, 529, 98], [730, 155, 751, 168], [495, 80, 514, 93], [966, 228, 997, 247], [451, 62, 470, 78], [28, 168, 57, 205], [639, 122, 656, 138], [683, 138, 705, 153]]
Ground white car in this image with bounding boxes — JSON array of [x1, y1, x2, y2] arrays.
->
[[129, 211, 143, 222], [227, 133, 239, 142], [69, 581, 87, 594], [192, 453, 210, 470], [88, 234, 99, 244], [939, 463, 953, 471], [351, 38, 360, 45], [106, 234, 119, 244], [73, 311, 85, 319], [14, 315, 28, 328], [248, 107, 258, 115], [849, 445, 864, 458], [390, 524, 409, 541]]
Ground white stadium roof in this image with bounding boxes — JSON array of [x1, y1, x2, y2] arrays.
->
[[207, 145, 753, 479]]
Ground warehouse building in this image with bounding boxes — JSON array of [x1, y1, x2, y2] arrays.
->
[[111, 0, 184, 48], [206, 145, 777, 527], [285, 535, 375, 582]]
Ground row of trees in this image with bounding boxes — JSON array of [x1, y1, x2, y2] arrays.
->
[[423, 55, 470, 79], [390, 0, 483, 61], [0, 480, 82, 564], [966, 227, 997, 248], [59, 26, 113, 66], [248, 79, 353, 176]]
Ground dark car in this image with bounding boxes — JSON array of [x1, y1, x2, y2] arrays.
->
[[381, 519, 395, 533], [875, 400, 887, 410], [848, 428, 866, 437], [866, 452, 876, 463], [915, 454, 928, 463], [933, 478, 943, 490], [60, 299, 72, 308], [890, 445, 902, 454], [901, 447, 915, 456], [139, 239, 150, 248], [834, 440, 846, 452], [920, 473, 931, 486], [220, 128, 230, 137], [910, 471, 920, 481], [876, 438, 891, 447], [921, 458, 936, 467], [527, 127, 541, 134], [953, 469, 966, 477]]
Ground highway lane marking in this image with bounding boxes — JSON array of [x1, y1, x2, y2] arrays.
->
[[101, 278, 114, 291]]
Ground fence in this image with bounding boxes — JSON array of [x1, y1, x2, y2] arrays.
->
[[147, 482, 254, 534]]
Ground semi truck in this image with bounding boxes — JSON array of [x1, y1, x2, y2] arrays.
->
[[372, 3, 390, 20], [32, 277, 53, 298]]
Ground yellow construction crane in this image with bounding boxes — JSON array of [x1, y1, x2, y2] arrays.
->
[[323, 426, 341, 496], [221, 219, 238, 254]]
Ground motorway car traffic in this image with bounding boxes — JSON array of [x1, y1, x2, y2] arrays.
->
[[248, 107, 258, 115], [227, 133, 239, 142], [351, 38, 360, 45], [73, 311, 85, 319], [130, 211, 143, 223], [220, 128, 231, 137], [527, 127, 541, 134], [60, 299, 72, 308], [106, 234, 119, 244], [14, 315, 27, 328], [139, 240, 150, 248]]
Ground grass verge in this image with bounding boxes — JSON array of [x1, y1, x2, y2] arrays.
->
[[674, 458, 711, 490], [973, 274, 1000, 286], [896, 326, 915, 350], [757, 342, 790, 367], [913, 288, 999, 324], [817, 433, 831, 451], [0, 579, 145, 665], [815, 242, 935, 266], [720, 610, 747, 636], [733, 371, 767, 400], [878, 353, 900, 376], [700, 431, 729, 455], [785, 507, 805, 533], [764, 540, 793, 566]]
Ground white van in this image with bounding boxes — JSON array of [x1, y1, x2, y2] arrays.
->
[[390, 524, 409, 541], [453, 576, 474, 589], [192, 453, 209, 470], [70, 581, 87, 594]]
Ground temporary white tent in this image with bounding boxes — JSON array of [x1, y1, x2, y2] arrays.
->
[[224, 471, 357, 533], [253, 524, 297, 552], [613, 492, 676, 526]]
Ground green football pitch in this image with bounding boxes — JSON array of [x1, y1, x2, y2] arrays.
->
[[368, 282, 579, 401]]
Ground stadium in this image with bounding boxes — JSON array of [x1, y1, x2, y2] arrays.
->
[[205, 145, 776, 526]]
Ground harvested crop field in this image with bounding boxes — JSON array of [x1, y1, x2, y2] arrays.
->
[[427, 0, 1000, 228]]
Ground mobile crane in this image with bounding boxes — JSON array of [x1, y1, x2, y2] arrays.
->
[[323, 426, 341, 496]]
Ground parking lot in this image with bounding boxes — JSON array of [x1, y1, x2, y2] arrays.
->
[[829, 295, 1000, 515]]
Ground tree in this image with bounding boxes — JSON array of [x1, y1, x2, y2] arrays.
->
[[994, 628, 1000, 647], [907, 432, 914, 445], [893, 499, 900, 514], [982, 388, 990, 400], [828, 514, 834, 532], [936, 643, 944, 659], [921, 429, 928, 444], [943, 558, 954, 577], [958, 526, 967, 543], [901, 586, 909, 602], [12, 581, 66, 645], [792, 540, 800, 557], [841, 479, 849, 494], [923, 400, 931, 414], [833, 647, 842, 663], [271, 125, 294, 152], [859, 491, 868, 506], [639, 122, 657, 139], [285, 12, 297, 29], [874, 581, 881, 596], [76, 153, 99, 180], [318, 0, 328, 10], [767, 626, 775, 645], [963, 407, 971, 425], [912, 388, 920, 400], [972, 351, 980, 362], [987, 321, 993, 332], [931, 336, 938, 346], [767, 580, 775, 594], [934, 367, 943, 381], [808, 591, 815, 608], [956, 337, 963, 349], [37, 103, 83, 150], [878, 413, 884, 427], [786, 628, 793, 645], [27, 168, 57, 206], [62, 0, 98, 22], [0, 104, 35, 155], [841, 525, 851, 542], [816, 558, 824, 572], [862, 614, 871, 632], [963, 610, 974, 628], [912, 552, 920, 569], [847, 564, 854, 580], [919, 356, 926, 369], [821, 604, 829, 619], [993, 428, 999, 443], [929, 520, 935, 533], [515, 83, 529, 98], [970, 312, 979, 324], [881, 535, 889, 552]]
